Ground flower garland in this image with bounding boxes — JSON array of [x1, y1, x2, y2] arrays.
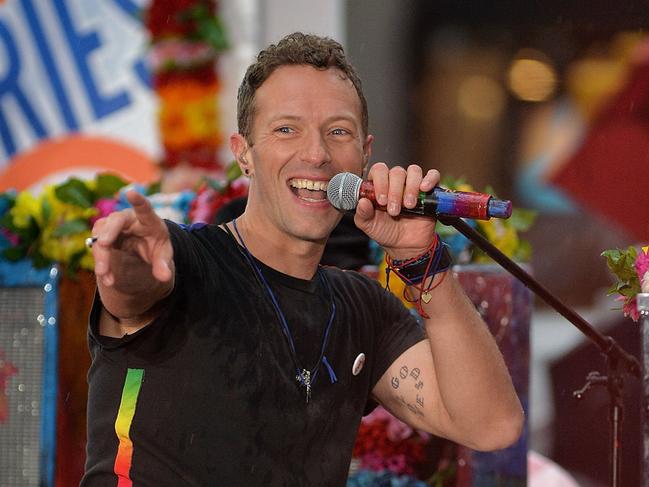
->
[[146, 0, 229, 171], [0, 162, 247, 275], [602, 245, 649, 321]]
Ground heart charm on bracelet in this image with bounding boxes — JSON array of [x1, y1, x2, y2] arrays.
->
[[421, 292, 432, 304]]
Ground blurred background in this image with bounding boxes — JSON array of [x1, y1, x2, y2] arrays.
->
[[0, 0, 647, 485]]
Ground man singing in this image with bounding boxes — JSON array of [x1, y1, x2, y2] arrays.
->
[[81, 32, 523, 486]]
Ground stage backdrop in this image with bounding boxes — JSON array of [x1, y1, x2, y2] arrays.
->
[[0, 0, 255, 191]]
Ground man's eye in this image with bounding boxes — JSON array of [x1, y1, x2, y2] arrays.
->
[[276, 127, 293, 134], [331, 128, 349, 136]]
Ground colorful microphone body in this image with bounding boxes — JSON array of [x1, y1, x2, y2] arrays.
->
[[326, 172, 512, 220]]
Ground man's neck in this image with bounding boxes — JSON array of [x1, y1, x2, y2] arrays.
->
[[229, 216, 325, 280]]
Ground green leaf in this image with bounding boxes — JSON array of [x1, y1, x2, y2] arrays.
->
[[437, 224, 459, 238], [3, 246, 27, 261], [179, 4, 229, 53], [30, 250, 52, 269], [619, 286, 639, 298], [52, 218, 89, 237], [440, 175, 467, 190], [0, 211, 14, 230], [55, 178, 94, 207], [95, 173, 128, 198], [226, 160, 242, 182], [509, 208, 537, 232], [602, 246, 638, 281], [197, 18, 229, 52], [146, 180, 161, 196], [41, 195, 52, 223], [65, 249, 86, 276], [26, 218, 40, 241], [514, 239, 532, 262]]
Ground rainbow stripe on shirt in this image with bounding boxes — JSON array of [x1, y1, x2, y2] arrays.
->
[[113, 368, 144, 487]]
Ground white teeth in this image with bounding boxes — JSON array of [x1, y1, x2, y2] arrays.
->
[[289, 179, 328, 191]]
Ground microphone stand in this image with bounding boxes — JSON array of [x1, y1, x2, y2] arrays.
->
[[437, 215, 641, 487]]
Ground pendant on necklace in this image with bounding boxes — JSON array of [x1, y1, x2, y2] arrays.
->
[[297, 369, 312, 403]]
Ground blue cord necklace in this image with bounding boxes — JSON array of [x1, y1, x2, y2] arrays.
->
[[232, 218, 337, 403]]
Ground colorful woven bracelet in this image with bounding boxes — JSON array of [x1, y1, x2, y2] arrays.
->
[[391, 240, 453, 285]]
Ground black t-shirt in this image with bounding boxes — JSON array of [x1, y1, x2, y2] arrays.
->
[[81, 222, 425, 487]]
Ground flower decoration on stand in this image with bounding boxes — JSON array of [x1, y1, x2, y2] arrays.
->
[[146, 0, 229, 172], [349, 407, 440, 486], [188, 162, 247, 223], [0, 162, 247, 276], [0, 174, 128, 274], [602, 245, 649, 321]]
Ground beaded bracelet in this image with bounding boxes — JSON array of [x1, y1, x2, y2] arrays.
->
[[385, 235, 453, 318]]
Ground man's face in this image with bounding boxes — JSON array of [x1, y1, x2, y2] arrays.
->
[[233, 64, 372, 244]]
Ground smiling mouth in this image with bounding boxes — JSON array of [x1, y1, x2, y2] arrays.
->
[[289, 178, 329, 202]]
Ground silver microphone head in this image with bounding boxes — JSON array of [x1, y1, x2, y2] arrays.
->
[[327, 172, 363, 211]]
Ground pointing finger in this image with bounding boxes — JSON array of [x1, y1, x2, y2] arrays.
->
[[126, 190, 161, 230]]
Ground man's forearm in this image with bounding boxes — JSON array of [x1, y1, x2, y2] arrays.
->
[[418, 273, 523, 449]]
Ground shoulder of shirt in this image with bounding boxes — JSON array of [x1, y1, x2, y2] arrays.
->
[[166, 220, 226, 238], [165, 220, 234, 253]]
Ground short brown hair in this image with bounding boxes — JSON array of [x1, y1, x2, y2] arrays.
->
[[237, 32, 368, 142]]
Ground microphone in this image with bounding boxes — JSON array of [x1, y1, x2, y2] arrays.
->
[[326, 172, 512, 220]]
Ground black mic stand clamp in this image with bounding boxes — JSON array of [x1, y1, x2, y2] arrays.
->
[[437, 216, 641, 487], [572, 348, 625, 486]]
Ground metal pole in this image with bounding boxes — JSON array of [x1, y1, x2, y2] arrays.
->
[[638, 293, 649, 486]]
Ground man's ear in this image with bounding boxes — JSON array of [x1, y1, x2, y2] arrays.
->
[[361, 134, 374, 175], [230, 133, 252, 176]]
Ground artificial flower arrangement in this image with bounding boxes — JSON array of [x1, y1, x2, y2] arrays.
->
[[349, 406, 455, 487], [0, 162, 246, 275], [146, 0, 229, 170], [436, 177, 537, 264], [602, 245, 649, 321]]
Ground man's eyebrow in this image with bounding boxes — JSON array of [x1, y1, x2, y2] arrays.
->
[[266, 113, 360, 126], [267, 114, 302, 123]]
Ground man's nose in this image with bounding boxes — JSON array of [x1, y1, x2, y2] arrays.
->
[[299, 131, 331, 166]]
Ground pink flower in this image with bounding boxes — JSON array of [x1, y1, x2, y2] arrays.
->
[[1, 228, 19, 246], [635, 247, 649, 281], [90, 198, 118, 225], [617, 295, 640, 322], [385, 416, 415, 442]]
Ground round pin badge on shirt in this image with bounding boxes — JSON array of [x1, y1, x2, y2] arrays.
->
[[352, 353, 365, 376]]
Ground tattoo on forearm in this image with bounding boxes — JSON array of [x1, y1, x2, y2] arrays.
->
[[391, 377, 400, 389]]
